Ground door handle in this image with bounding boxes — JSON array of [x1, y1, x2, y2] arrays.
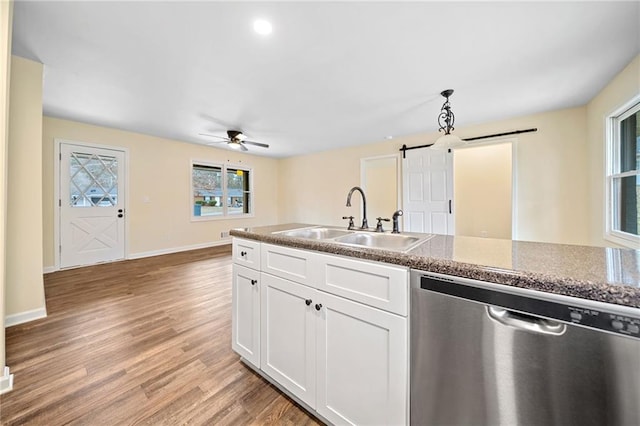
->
[[250, 279, 257, 286], [305, 299, 312, 306], [449, 200, 452, 214], [315, 303, 323, 311], [117, 214, 123, 218], [118, 209, 123, 213], [487, 306, 566, 336], [240, 251, 247, 257]]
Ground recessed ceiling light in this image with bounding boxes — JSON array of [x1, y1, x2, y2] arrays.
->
[[253, 19, 272, 35], [386, 135, 394, 140]]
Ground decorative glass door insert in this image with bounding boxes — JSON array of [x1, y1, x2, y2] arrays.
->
[[69, 152, 118, 207]]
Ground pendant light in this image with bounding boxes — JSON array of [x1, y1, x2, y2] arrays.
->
[[431, 89, 466, 150]]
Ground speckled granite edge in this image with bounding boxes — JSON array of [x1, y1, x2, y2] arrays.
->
[[230, 226, 640, 309]]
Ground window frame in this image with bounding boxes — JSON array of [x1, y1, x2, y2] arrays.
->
[[605, 94, 640, 248], [190, 160, 254, 221]]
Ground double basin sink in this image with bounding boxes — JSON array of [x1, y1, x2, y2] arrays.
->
[[273, 226, 433, 252]]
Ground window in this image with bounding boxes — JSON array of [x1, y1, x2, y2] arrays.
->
[[606, 97, 639, 247], [192, 162, 252, 218]]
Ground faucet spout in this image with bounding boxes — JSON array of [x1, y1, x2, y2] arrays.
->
[[346, 186, 368, 229], [392, 209, 403, 233]]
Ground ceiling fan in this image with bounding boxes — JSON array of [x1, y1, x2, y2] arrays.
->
[[199, 130, 269, 152]]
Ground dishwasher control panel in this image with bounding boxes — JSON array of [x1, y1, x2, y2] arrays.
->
[[417, 272, 640, 340], [568, 306, 640, 337]]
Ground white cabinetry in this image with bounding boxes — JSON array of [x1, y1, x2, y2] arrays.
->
[[316, 290, 407, 425], [231, 239, 261, 368], [232, 238, 409, 425], [261, 273, 317, 406], [317, 252, 409, 316], [232, 237, 261, 269], [261, 242, 321, 284]]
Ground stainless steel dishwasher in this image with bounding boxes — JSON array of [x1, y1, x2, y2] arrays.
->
[[410, 270, 640, 426]]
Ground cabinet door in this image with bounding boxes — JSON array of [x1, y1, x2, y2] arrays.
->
[[316, 291, 408, 426], [261, 273, 317, 407], [232, 238, 261, 270], [231, 264, 261, 367]]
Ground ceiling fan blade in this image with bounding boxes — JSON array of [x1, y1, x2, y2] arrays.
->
[[199, 133, 230, 141], [243, 140, 270, 148], [239, 143, 249, 152]]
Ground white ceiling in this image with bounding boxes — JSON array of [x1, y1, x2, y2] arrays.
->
[[11, 1, 640, 158]]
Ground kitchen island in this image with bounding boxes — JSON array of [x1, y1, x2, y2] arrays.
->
[[230, 223, 640, 425]]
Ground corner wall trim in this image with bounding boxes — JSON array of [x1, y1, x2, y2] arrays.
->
[[43, 266, 56, 274], [0, 366, 13, 395], [5, 306, 47, 327]]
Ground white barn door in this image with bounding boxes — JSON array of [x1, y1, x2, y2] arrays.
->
[[401, 148, 453, 235], [59, 143, 126, 268]]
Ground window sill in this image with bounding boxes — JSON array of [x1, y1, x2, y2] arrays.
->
[[605, 231, 640, 249], [191, 213, 254, 223]]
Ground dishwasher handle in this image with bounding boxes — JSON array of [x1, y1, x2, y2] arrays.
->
[[487, 306, 567, 336]]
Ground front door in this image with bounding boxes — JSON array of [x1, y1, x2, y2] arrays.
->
[[59, 143, 126, 268]]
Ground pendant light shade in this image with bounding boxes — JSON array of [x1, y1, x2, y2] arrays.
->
[[431, 133, 465, 150], [431, 89, 466, 150]]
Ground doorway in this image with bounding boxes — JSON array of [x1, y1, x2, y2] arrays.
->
[[57, 141, 127, 268], [360, 154, 401, 221], [401, 141, 515, 238], [454, 142, 513, 239]]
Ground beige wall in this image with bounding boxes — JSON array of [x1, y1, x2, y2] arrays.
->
[[454, 142, 512, 239], [1, 0, 13, 380], [279, 106, 590, 245], [277, 134, 426, 228], [6, 56, 45, 318], [470, 107, 589, 244], [586, 54, 640, 247], [42, 117, 280, 268]]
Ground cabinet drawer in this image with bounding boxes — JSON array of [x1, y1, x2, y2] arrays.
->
[[261, 243, 321, 287], [317, 254, 408, 316], [232, 238, 261, 270]]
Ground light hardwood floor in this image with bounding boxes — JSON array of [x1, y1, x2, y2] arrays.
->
[[0, 246, 321, 425]]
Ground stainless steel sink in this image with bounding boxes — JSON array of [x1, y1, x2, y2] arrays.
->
[[334, 232, 423, 251], [277, 227, 354, 240], [274, 226, 432, 252]]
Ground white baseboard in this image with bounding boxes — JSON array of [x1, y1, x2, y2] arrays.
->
[[43, 240, 232, 273], [5, 306, 47, 327], [0, 366, 14, 395], [128, 240, 231, 260]]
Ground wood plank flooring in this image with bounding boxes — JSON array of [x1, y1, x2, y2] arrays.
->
[[0, 246, 321, 425]]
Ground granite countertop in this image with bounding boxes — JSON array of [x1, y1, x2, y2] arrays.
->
[[230, 223, 640, 309]]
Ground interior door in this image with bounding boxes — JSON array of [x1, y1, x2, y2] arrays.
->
[[59, 143, 126, 268], [402, 148, 454, 234]]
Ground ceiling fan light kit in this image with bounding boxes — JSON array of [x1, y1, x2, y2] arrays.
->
[[199, 130, 270, 152], [431, 89, 467, 150]]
